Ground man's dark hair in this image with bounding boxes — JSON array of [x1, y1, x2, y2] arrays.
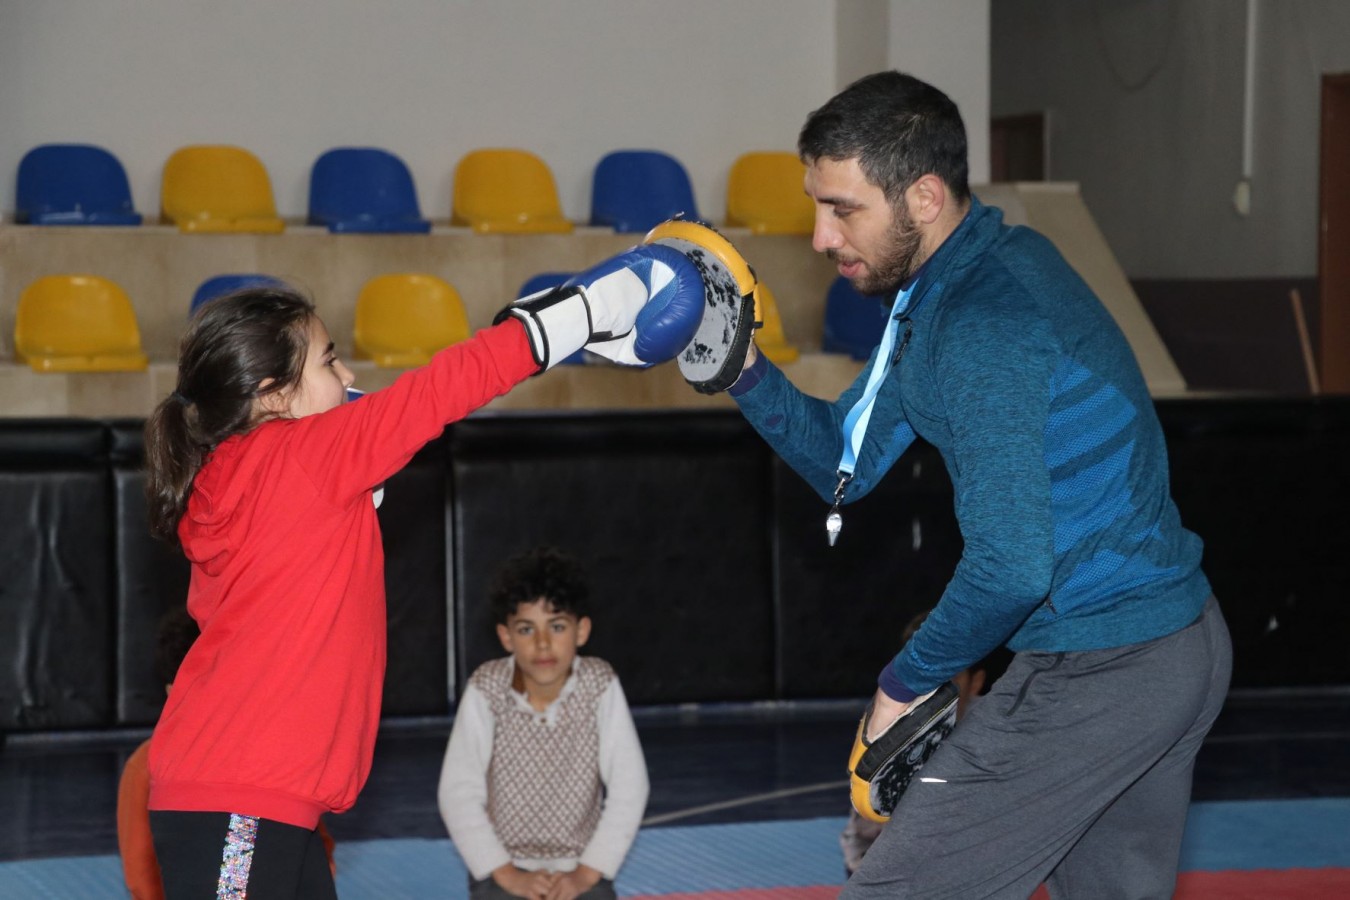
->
[[489, 546, 590, 625], [798, 70, 970, 206], [154, 605, 201, 686]]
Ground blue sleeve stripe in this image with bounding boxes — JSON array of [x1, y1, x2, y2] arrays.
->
[[1045, 400, 1137, 470]]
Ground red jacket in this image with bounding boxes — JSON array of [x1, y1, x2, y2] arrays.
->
[[149, 321, 536, 828]]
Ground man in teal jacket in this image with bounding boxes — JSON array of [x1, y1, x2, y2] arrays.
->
[[728, 71, 1232, 898]]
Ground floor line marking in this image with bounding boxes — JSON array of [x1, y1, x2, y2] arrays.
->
[[642, 781, 845, 826]]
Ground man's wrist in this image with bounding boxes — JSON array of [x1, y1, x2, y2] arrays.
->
[[877, 663, 919, 703], [728, 346, 769, 397]]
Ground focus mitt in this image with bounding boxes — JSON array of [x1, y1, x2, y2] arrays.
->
[[847, 681, 959, 823], [643, 219, 759, 393]]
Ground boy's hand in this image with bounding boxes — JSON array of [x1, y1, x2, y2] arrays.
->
[[492, 863, 558, 899], [545, 864, 603, 900]]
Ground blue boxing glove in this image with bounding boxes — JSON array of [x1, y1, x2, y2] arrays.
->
[[495, 244, 705, 370]]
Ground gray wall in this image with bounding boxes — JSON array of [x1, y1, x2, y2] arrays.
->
[[992, 0, 1350, 279], [0, 0, 991, 223]]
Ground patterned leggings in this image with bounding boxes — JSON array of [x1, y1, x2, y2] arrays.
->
[[150, 811, 336, 900]]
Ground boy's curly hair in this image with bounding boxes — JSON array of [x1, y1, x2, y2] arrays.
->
[[154, 605, 201, 686], [489, 546, 590, 625]]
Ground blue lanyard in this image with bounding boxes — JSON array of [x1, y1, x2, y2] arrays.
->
[[838, 283, 915, 477], [826, 283, 914, 546]]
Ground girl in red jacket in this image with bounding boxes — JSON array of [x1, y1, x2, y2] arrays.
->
[[141, 248, 704, 898]]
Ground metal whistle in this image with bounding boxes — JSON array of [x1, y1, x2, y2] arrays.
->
[[826, 473, 851, 547]]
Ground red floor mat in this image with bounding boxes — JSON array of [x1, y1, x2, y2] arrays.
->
[[631, 868, 1350, 900]]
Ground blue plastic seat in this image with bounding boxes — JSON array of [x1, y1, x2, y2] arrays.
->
[[518, 273, 586, 365], [590, 150, 699, 233], [308, 147, 431, 234], [15, 144, 143, 226], [822, 276, 892, 360], [190, 273, 287, 317]]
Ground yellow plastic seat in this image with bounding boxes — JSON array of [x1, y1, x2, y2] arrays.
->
[[14, 275, 149, 372], [353, 274, 471, 368], [725, 151, 814, 235], [160, 145, 286, 233], [451, 148, 573, 234], [753, 282, 799, 364]]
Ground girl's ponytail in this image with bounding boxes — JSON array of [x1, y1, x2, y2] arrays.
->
[[144, 391, 208, 542]]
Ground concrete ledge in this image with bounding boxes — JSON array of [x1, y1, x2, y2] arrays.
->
[[0, 353, 869, 418]]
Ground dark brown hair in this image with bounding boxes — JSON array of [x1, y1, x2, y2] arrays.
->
[[799, 70, 970, 207], [489, 546, 590, 625], [154, 605, 201, 685], [144, 288, 314, 544]]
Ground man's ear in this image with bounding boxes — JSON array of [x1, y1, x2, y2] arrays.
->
[[905, 173, 948, 226], [496, 623, 513, 654], [576, 616, 592, 648]]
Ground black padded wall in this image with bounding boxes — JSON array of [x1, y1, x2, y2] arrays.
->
[[376, 435, 452, 716], [1158, 398, 1350, 688], [773, 440, 963, 699], [109, 420, 191, 726], [0, 420, 113, 730], [449, 413, 774, 706], [1, 399, 1348, 736]]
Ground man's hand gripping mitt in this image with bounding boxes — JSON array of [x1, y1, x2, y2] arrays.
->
[[495, 244, 706, 370], [847, 681, 959, 823], [643, 219, 760, 394]]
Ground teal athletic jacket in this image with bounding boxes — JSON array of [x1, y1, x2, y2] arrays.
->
[[731, 195, 1211, 701]]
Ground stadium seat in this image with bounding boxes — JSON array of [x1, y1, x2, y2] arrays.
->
[[15, 144, 143, 226], [14, 275, 149, 372], [725, 151, 814, 235], [308, 147, 431, 234], [590, 149, 699, 233], [354, 274, 471, 367], [451, 149, 573, 234], [752, 283, 799, 364], [160, 145, 285, 233], [517, 273, 586, 365], [189, 273, 288, 317], [822, 276, 891, 360]]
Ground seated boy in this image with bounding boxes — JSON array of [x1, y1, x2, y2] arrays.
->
[[439, 547, 649, 900]]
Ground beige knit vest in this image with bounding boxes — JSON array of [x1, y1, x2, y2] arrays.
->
[[471, 655, 614, 861]]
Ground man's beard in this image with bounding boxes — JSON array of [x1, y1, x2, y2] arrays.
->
[[841, 203, 924, 296]]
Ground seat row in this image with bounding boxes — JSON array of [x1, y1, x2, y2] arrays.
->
[[9, 271, 887, 373], [13, 144, 818, 236]]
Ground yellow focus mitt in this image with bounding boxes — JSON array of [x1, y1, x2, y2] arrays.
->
[[847, 681, 960, 823], [644, 218, 760, 394]]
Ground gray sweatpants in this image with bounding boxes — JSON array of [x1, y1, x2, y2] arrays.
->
[[843, 596, 1232, 900]]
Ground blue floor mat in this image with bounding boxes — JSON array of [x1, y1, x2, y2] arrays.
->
[[4, 799, 1349, 899]]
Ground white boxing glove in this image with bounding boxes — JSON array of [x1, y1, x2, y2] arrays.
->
[[495, 245, 706, 370]]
